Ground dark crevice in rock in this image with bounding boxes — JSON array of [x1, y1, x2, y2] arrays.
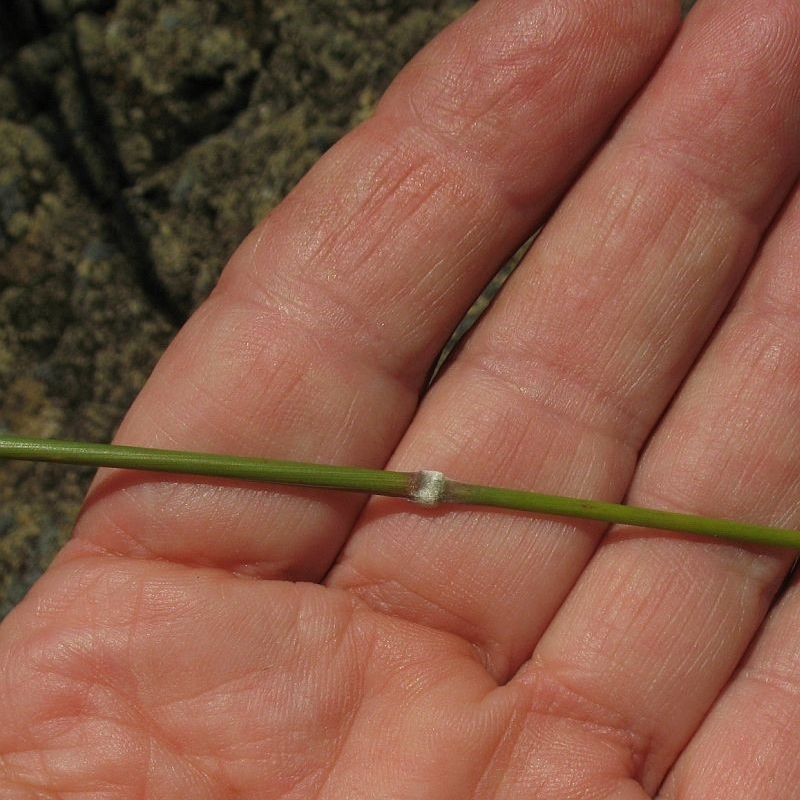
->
[[0, 1, 51, 61], [4, 13, 188, 331], [3, 12, 187, 329], [55, 23, 187, 328]]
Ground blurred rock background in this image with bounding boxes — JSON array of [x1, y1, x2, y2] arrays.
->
[[0, 0, 697, 617]]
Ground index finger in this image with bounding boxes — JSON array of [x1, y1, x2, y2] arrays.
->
[[66, 0, 681, 577]]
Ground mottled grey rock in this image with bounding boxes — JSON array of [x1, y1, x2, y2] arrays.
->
[[0, 0, 471, 617]]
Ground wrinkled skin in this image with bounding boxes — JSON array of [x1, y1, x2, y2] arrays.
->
[[4, 0, 800, 797]]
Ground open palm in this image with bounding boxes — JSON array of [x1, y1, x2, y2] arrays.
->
[[4, 1, 800, 797]]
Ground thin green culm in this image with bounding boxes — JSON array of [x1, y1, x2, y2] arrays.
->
[[1, 434, 800, 549]]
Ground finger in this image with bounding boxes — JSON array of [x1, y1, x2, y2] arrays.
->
[[646, 177, 800, 800], [514, 88, 800, 798], [656, 572, 800, 799], [330, 0, 800, 681], [66, 0, 679, 577]]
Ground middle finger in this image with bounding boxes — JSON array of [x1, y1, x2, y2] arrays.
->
[[330, 0, 800, 681]]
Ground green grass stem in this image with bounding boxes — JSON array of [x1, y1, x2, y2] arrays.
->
[[2, 434, 799, 549], [442, 481, 800, 548], [0, 435, 414, 497]]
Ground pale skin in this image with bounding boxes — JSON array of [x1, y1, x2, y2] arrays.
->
[[2, 0, 800, 796]]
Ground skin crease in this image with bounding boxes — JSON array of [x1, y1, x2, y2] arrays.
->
[[3, 0, 800, 796]]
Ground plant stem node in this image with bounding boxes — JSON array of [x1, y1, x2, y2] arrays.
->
[[408, 470, 446, 506]]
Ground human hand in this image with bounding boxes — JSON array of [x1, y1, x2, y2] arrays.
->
[[3, 0, 800, 796]]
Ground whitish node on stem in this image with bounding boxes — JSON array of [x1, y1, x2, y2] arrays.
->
[[408, 470, 447, 506]]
